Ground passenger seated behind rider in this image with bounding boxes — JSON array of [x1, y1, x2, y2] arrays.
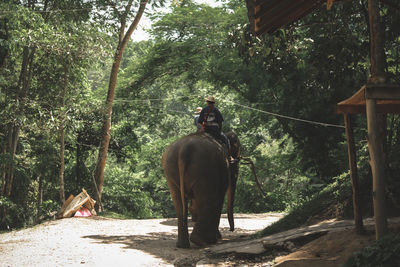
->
[[194, 107, 202, 132]]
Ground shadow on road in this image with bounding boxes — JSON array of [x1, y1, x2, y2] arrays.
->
[[159, 218, 196, 227], [82, 231, 199, 264], [82, 219, 256, 264]]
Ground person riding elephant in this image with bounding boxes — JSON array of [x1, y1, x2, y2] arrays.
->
[[198, 96, 231, 156], [198, 96, 223, 138], [162, 131, 240, 248]]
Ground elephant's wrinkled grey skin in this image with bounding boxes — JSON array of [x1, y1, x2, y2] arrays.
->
[[162, 131, 240, 248]]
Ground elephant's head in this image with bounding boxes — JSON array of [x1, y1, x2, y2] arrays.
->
[[226, 131, 240, 231]]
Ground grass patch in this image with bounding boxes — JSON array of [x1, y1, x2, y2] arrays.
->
[[254, 189, 334, 238], [254, 173, 353, 238], [98, 211, 136, 220]]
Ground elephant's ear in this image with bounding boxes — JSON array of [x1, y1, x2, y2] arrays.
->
[[226, 132, 240, 159]]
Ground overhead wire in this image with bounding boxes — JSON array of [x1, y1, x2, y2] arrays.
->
[[0, 1, 129, 14], [6, 95, 345, 128], [114, 96, 346, 129], [227, 101, 346, 129], [0, 7, 93, 14]]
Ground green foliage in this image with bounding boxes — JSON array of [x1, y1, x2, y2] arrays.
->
[[102, 160, 154, 219], [0, 197, 25, 230], [1, 0, 400, 231], [234, 131, 317, 213], [39, 200, 59, 218], [343, 234, 400, 267]]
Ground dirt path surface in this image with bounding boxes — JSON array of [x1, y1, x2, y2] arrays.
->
[[0, 213, 284, 267]]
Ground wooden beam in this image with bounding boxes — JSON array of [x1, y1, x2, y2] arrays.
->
[[248, 0, 325, 35], [365, 84, 400, 100], [344, 114, 364, 234]]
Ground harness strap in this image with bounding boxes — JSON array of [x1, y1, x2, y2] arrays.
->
[[201, 106, 214, 132]]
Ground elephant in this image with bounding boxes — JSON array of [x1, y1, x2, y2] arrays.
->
[[162, 131, 240, 248]]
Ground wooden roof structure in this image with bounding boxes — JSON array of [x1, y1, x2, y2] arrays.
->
[[245, 0, 325, 35], [245, 0, 400, 239], [336, 84, 400, 114]]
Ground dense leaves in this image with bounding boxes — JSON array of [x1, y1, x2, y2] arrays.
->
[[343, 233, 400, 267], [1, 0, 400, 234]]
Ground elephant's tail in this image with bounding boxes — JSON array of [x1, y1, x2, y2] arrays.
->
[[178, 158, 188, 223]]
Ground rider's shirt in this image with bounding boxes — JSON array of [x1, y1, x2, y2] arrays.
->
[[198, 106, 224, 135]]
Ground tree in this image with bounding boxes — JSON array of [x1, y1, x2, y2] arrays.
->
[[1, 1, 109, 227], [92, 0, 150, 211]]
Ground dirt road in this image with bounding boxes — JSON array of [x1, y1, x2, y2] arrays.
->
[[0, 213, 284, 267]]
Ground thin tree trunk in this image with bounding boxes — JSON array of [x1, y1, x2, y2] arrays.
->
[[0, 18, 8, 71], [93, 0, 148, 210], [76, 133, 81, 192], [6, 126, 19, 197], [58, 63, 68, 204], [1, 143, 6, 196], [59, 127, 65, 203], [36, 174, 43, 222], [5, 47, 35, 197]]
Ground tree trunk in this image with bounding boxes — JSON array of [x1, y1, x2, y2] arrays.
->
[[58, 63, 68, 204], [59, 127, 65, 204], [1, 143, 6, 196], [5, 46, 35, 197], [93, 54, 122, 211], [5, 125, 19, 197], [93, 0, 148, 210], [367, 0, 388, 239], [76, 133, 82, 192], [36, 174, 43, 222], [0, 18, 8, 71]]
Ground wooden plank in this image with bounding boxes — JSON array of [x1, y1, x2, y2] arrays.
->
[[365, 84, 400, 100], [245, 0, 257, 34], [257, 0, 319, 34], [62, 191, 90, 218], [255, 0, 324, 34], [57, 194, 74, 219]]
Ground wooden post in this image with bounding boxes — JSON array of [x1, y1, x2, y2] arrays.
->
[[366, 99, 388, 239], [344, 114, 364, 233], [367, 0, 388, 239]]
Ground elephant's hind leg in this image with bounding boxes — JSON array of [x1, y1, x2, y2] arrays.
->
[[166, 179, 190, 248], [190, 192, 220, 245]]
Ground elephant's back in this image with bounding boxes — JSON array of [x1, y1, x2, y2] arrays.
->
[[180, 133, 227, 167], [163, 132, 226, 168], [162, 132, 229, 189]]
